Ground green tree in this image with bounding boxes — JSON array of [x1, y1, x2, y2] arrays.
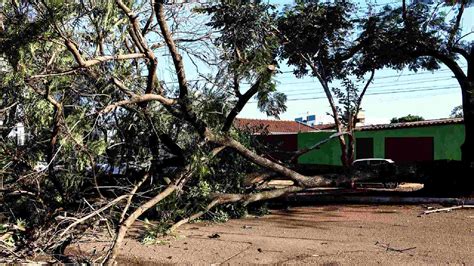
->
[[359, 1, 474, 163], [450, 105, 464, 118], [390, 114, 425, 123], [277, 1, 376, 167]]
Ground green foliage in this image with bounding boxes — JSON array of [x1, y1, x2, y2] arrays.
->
[[189, 180, 212, 198], [201, 3, 278, 78], [201, 2, 286, 118], [450, 105, 463, 118], [89, 140, 108, 156], [0, 224, 8, 234], [256, 77, 287, 118], [278, 1, 355, 80], [354, 3, 450, 76], [207, 209, 230, 223], [0, 15, 51, 70], [390, 114, 425, 123], [332, 78, 361, 125], [140, 219, 172, 245], [139, 131, 262, 244]]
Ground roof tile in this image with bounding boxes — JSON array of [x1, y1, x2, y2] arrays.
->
[[234, 118, 334, 134], [357, 118, 463, 131]]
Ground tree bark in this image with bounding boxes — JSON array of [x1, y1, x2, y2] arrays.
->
[[458, 46, 473, 164], [463, 46, 474, 164], [205, 131, 353, 188], [304, 58, 349, 167], [420, 47, 473, 165], [346, 133, 355, 165], [285, 195, 474, 205], [460, 80, 474, 164], [47, 102, 64, 195]]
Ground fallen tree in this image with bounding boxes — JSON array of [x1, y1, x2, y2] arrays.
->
[[1, 1, 471, 264]]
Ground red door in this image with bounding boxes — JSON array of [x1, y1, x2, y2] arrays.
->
[[385, 137, 434, 163]]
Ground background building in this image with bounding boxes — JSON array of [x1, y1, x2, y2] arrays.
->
[[298, 118, 464, 166]]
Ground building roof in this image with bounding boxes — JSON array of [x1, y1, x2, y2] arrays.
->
[[234, 118, 334, 134], [357, 118, 464, 131], [234, 117, 463, 135], [312, 123, 336, 130]]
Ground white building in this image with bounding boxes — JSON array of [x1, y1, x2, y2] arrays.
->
[[1, 52, 25, 145]]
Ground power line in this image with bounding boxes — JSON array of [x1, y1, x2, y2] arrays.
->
[[159, 64, 467, 87], [278, 76, 456, 93], [276, 64, 466, 81], [274, 74, 461, 94], [248, 85, 458, 103], [282, 82, 459, 97]]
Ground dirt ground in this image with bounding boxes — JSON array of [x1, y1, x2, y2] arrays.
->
[[73, 204, 474, 265]]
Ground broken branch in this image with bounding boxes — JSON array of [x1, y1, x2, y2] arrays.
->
[[290, 132, 349, 163], [422, 205, 474, 215], [100, 94, 178, 114]]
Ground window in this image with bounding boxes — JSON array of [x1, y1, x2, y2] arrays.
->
[[356, 138, 374, 159]]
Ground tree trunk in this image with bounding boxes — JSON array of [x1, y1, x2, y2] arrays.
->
[[423, 47, 473, 165], [460, 80, 474, 164], [346, 133, 355, 165], [47, 105, 64, 195], [338, 138, 350, 168], [461, 47, 473, 164], [104, 182, 180, 265]]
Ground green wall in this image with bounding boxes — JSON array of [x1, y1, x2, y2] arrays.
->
[[298, 124, 465, 165], [298, 131, 344, 165]]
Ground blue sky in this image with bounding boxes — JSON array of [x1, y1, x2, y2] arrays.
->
[[155, 1, 473, 125], [235, 0, 474, 125]]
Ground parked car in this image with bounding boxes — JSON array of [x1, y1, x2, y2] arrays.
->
[[352, 158, 394, 168], [352, 158, 398, 188]]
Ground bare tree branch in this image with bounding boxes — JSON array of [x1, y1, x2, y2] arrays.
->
[[168, 186, 303, 233], [452, 47, 469, 62], [0, 102, 18, 114], [447, 2, 465, 49], [119, 173, 150, 223], [354, 69, 375, 123], [290, 132, 349, 164], [58, 195, 129, 238], [222, 65, 276, 132], [116, 0, 159, 94], [205, 131, 348, 188], [155, 2, 188, 99], [142, 0, 155, 35], [100, 94, 178, 114], [29, 53, 147, 79]]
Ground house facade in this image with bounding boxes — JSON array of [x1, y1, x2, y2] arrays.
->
[[234, 118, 333, 161], [298, 118, 464, 166]]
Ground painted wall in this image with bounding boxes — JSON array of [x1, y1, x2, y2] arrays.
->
[[298, 124, 465, 165], [256, 134, 298, 161], [298, 131, 344, 165]]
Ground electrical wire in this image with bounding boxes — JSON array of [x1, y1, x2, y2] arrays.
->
[[248, 85, 459, 103]]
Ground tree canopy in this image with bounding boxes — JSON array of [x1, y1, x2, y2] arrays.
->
[[390, 114, 425, 123]]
